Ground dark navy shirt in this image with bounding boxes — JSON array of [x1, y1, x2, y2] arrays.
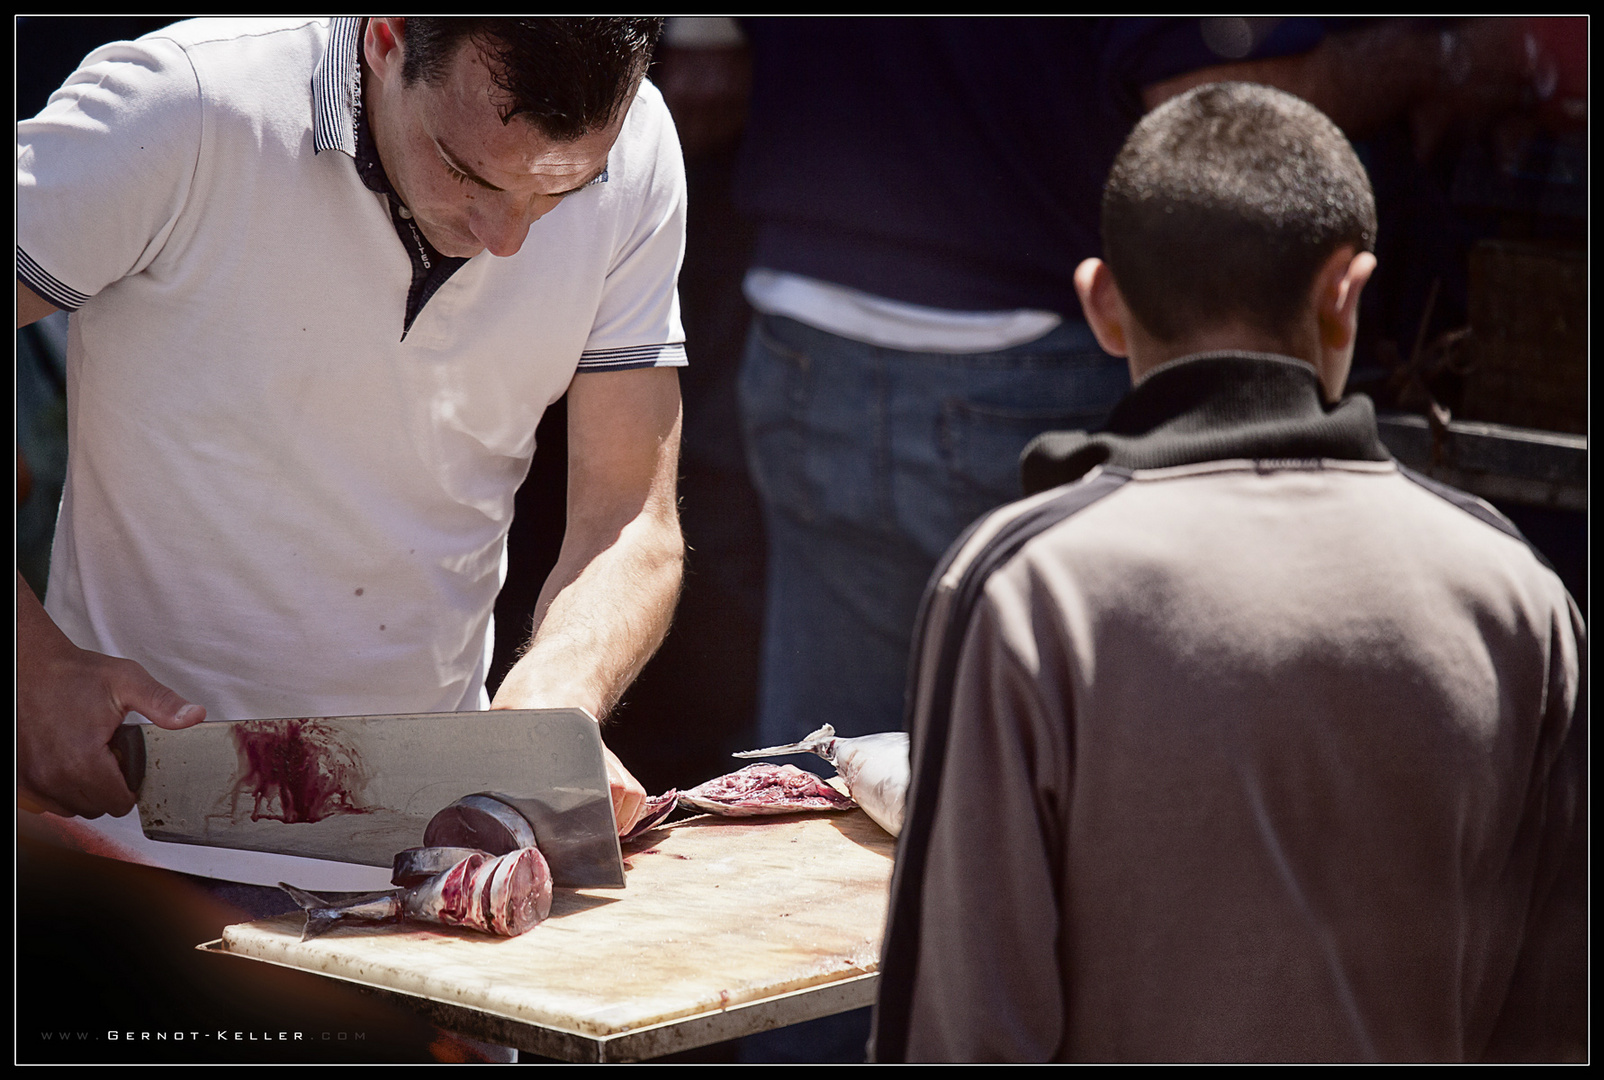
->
[[733, 17, 1326, 317]]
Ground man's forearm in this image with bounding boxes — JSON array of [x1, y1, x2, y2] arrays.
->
[[490, 365, 683, 835], [492, 510, 684, 720], [491, 365, 686, 719], [18, 278, 60, 329]]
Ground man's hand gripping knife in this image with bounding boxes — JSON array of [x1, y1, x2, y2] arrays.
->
[[16, 572, 206, 819], [489, 365, 686, 838]]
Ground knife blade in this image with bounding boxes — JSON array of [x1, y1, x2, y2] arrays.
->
[[110, 708, 625, 888]]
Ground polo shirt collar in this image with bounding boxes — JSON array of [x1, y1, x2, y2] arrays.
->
[[308, 18, 397, 197], [311, 16, 364, 157]]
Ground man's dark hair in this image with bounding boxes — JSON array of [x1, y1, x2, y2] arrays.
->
[[1101, 81, 1377, 344], [400, 17, 664, 140]]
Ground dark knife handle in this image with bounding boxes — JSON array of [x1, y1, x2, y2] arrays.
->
[[109, 723, 147, 794]]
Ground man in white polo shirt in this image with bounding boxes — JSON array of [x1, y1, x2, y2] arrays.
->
[[16, 17, 686, 890]]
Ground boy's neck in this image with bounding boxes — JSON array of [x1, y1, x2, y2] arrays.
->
[[1126, 317, 1318, 388]]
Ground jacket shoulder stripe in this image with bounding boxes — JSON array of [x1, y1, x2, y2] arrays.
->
[[1396, 464, 1557, 575], [875, 467, 1131, 1061]]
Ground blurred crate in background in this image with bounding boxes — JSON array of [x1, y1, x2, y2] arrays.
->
[[1458, 239, 1586, 435]]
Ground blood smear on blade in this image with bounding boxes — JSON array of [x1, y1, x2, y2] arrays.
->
[[230, 718, 375, 824]]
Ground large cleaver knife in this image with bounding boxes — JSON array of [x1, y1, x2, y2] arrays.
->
[[110, 708, 625, 888]]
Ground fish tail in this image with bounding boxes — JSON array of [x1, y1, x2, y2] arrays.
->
[[278, 882, 326, 911], [299, 911, 345, 942], [731, 724, 837, 760], [277, 882, 401, 941], [277, 882, 336, 940]]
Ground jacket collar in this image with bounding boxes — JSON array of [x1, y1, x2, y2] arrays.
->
[[1021, 351, 1392, 495]]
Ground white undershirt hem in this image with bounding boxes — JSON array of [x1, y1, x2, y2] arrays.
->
[[743, 268, 1062, 354]]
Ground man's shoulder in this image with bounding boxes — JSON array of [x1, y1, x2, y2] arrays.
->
[[1390, 463, 1561, 572], [101, 18, 329, 115], [138, 17, 328, 53], [629, 76, 673, 126], [606, 77, 685, 189], [40, 18, 330, 123]]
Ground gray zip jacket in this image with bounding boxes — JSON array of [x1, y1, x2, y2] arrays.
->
[[873, 353, 1585, 1062]]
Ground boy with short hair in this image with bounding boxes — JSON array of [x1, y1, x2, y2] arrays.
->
[[873, 82, 1584, 1063]]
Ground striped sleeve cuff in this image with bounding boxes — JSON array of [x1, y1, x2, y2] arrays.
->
[[575, 342, 688, 372], [18, 248, 91, 312]]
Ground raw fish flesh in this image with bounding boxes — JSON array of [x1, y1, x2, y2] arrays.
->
[[621, 788, 679, 841], [391, 846, 491, 886], [281, 846, 552, 940], [733, 724, 909, 836], [678, 763, 856, 817], [422, 794, 538, 854]]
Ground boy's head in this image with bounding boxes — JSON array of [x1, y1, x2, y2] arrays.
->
[[1076, 82, 1378, 400]]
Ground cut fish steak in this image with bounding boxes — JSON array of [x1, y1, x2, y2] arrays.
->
[[422, 793, 538, 854], [733, 724, 909, 836], [621, 788, 679, 841], [280, 846, 552, 940], [391, 846, 491, 887], [678, 763, 856, 817]]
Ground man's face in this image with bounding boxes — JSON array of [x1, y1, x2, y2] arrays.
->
[[366, 28, 628, 259]]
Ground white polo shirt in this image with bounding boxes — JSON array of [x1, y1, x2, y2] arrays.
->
[[17, 17, 687, 888]]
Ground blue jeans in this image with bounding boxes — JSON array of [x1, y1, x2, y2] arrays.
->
[[738, 313, 1129, 746]]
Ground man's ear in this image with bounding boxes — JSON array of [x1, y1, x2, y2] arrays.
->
[[1074, 258, 1131, 359], [364, 17, 407, 81]]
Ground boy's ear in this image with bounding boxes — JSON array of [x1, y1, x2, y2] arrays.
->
[[1315, 248, 1377, 353], [1074, 258, 1131, 359], [1312, 247, 1377, 402]]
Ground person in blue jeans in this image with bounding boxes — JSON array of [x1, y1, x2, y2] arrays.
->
[[740, 309, 1128, 748], [730, 13, 1522, 748], [727, 18, 1234, 749]]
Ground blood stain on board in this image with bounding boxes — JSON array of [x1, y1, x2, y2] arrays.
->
[[229, 718, 376, 824]]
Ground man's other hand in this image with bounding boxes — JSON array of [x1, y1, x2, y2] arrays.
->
[[603, 744, 649, 838]]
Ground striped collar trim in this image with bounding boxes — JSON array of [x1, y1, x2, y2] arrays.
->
[[311, 17, 363, 157]]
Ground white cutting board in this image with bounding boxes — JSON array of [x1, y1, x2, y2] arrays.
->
[[217, 809, 896, 1058]]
